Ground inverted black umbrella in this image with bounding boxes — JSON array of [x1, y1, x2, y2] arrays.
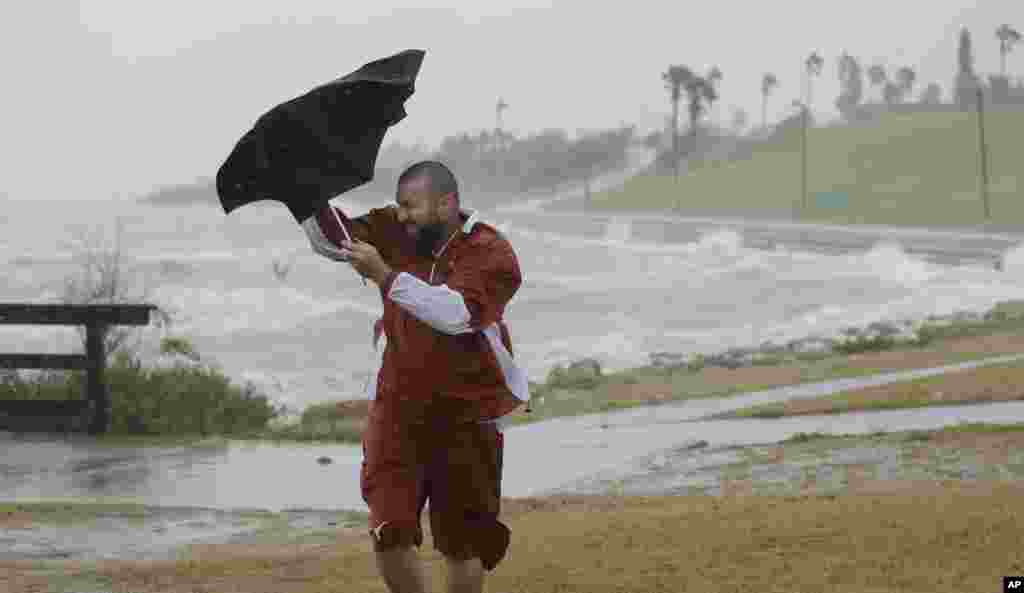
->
[[216, 49, 426, 224]]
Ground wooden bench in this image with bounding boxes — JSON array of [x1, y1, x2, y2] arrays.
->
[[0, 399, 94, 436], [0, 303, 156, 435]]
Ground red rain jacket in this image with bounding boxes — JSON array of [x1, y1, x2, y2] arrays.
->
[[315, 203, 529, 426]]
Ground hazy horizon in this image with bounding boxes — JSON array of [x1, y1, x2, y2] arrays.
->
[[1, 1, 1021, 201]]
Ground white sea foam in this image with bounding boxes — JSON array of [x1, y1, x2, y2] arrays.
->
[[5, 197, 1024, 414]]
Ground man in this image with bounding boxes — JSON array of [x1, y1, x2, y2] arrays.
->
[[301, 161, 530, 593]]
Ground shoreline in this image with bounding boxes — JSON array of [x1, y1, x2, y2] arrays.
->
[[545, 197, 1024, 236], [503, 301, 1024, 427], [5, 301, 1021, 448]]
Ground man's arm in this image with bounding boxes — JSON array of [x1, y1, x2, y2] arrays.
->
[[381, 239, 522, 335], [314, 204, 379, 245], [303, 204, 398, 263]]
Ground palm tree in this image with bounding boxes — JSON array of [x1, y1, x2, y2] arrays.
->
[[997, 24, 1022, 78], [882, 81, 903, 105], [867, 64, 887, 102], [707, 66, 723, 124], [684, 68, 720, 143], [761, 73, 778, 129], [896, 66, 917, 99], [835, 53, 864, 119], [804, 52, 824, 111], [919, 82, 943, 105], [662, 65, 693, 177]]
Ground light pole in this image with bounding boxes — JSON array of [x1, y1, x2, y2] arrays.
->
[[791, 100, 809, 218], [496, 98, 509, 182], [495, 98, 508, 147], [975, 87, 991, 221]]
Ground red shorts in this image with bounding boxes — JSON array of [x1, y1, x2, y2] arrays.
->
[[360, 398, 510, 571]]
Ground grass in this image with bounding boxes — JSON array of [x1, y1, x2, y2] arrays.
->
[[0, 501, 153, 527], [506, 342, 1022, 428], [779, 422, 1024, 446], [500, 305, 1024, 427], [782, 431, 832, 443], [941, 421, 1024, 434], [72, 434, 233, 447], [13, 485, 1024, 593], [916, 314, 1024, 342], [725, 357, 1024, 419], [587, 111, 1024, 228]]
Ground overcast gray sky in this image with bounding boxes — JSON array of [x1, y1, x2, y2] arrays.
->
[[1, 1, 1021, 201]]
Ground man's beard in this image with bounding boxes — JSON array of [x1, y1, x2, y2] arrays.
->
[[412, 221, 445, 258]]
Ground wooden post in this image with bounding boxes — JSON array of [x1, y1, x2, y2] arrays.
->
[[0, 304, 154, 436], [86, 322, 109, 435]]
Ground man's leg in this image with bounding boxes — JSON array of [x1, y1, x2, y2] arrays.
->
[[362, 407, 432, 593], [375, 544, 431, 593], [429, 421, 508, 593], [444, 555, 483, 593]]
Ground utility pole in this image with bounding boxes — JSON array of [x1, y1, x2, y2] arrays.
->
[[495, 98, 508, 148], [496, 97, 508, 184], [975, 87, 991, 220], [800, 52, 822, 219], [792, 100, 808, 219], [801, 104, 808, 215]]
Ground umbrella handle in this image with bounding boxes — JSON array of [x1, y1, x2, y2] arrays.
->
[[328, 203, 368, 286]]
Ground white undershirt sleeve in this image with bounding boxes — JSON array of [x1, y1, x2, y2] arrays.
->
[[386, 272, 474, 335]]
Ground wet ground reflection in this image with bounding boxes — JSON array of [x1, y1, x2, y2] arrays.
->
[[4, 354, 1024, 512]]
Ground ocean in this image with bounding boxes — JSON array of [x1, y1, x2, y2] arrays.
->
[[4, 195, 1024, 415]]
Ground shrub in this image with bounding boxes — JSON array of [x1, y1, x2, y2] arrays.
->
[[749, 405, 785, 418], [832, 335, 897, 355], [545, 364, 602, 390], [784, 431, 830, 443], [986, 300, 1024, 322], [0, 345, 278, 438]]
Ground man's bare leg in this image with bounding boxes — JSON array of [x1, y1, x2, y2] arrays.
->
[[375, 546, 430, 593], [444, 556, 484, 593]]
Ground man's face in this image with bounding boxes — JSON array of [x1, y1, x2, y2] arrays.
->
[[396, 176, 449, 258]]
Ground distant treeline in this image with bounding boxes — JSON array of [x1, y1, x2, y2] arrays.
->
[[143, 181, 218, 205], [369, 125, 636, 197], [141, 125, 636, 207]]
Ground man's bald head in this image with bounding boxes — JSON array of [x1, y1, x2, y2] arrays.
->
[[397, 161, 459, 211], [395, 161, 463, 257]]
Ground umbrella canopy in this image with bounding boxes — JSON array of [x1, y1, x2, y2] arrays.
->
[[216, 49, 425, 223]]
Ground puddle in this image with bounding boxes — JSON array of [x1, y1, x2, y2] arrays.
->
[[0, 438, 366, 511], [4, 355, 1024, 510], [0, 504, 366, 563]]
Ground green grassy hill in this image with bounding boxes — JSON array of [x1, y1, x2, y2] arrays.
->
[[589, 111, 1024, 227]]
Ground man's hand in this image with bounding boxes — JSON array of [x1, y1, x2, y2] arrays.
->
[[342, 238, 392, 285], [301, 216, 352, 262]]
